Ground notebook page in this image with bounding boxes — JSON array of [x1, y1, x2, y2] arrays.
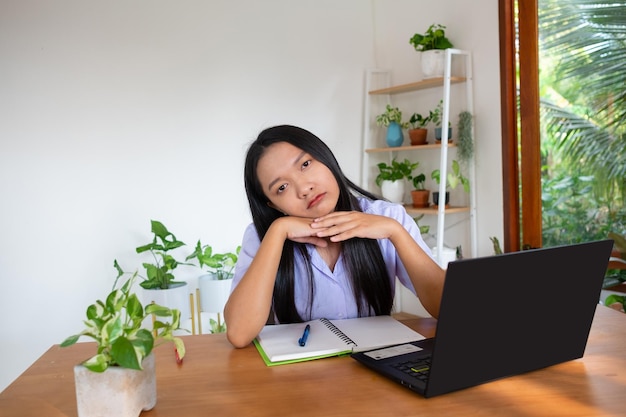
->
[[329, 315, 425, 353], [256, 319, 353, 362]]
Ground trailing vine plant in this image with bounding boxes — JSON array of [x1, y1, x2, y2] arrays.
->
[[457, 111, 474, 164]]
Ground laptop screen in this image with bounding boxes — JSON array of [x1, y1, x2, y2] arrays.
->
[[426, 239, 613, 397], [352, 239, 614, 398]]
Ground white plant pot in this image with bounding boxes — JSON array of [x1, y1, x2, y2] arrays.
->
[[74, 354, 156, 417], [421, 50, 445, 79], [431, 246, 457, 269], [381, 180, 405, 203], [140, 282, 191, 333], [198, 273, 233, 314]]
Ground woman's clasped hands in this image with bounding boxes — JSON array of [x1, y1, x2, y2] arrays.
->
[[280, 210, 399, 247]]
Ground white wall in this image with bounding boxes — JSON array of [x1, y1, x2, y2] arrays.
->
[[0, 0, 502, 391]]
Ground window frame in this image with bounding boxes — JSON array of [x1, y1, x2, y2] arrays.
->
[[499, 0, 542, 252]]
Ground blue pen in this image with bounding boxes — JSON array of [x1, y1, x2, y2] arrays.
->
[[299, 324, 311, 346]]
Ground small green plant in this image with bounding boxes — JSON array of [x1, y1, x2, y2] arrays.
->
[[429, 100, 451, 128], [409, 23, 454, 52], [490, 236, 503, 255], [60, 261, 186, 372], [375, 158, 418, 187], [411, 172, 427, 190], [376, 104, 408, 128], [408, 112, 430, 130], [431, 160, 470, 192], [186, 241, 241, 280], [136, 220, 188, 289], [209, 318, 227, 333]]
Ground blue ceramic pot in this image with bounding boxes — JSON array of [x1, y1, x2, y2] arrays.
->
[[386, 122, 403, 147]]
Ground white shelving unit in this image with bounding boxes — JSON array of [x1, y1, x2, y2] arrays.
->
[[361, 49, 477, 268]]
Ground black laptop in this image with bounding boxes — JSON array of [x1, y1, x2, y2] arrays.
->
[[351, 239, 614, 398]]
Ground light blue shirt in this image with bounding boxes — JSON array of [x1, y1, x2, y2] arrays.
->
[[230, 198, 434, 323]]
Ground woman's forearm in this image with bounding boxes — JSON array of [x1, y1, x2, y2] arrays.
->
[[224, 221, 287, 347], [389, 224, 445, 318]]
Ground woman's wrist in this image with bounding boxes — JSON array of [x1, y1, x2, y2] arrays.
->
[[266, 217, 290, 244]]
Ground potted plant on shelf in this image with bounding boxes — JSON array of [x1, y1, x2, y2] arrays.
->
[[407, 112, 430, 146], [409, 168, 429, 208], [431, 159, 470, 207], [430, 100, 453, 142], [409, 23, 454, 79], [375, 158, 418, 203], [60, 262, 186, 417], [376, 104, 408, 147], [186, 242, 241, 333], [133, 220, 191, 330]]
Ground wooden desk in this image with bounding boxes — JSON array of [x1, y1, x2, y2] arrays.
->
[[1, 306, 625, 417]]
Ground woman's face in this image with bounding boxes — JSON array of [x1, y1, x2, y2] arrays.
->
[[256, 142, 340, 218]]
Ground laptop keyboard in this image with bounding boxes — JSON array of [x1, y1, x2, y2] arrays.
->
[[391, 355, 432, 382]]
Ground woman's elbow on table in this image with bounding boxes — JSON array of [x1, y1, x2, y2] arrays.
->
[[226, 323, 257, 348]]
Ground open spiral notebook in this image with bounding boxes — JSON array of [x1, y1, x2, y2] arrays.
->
[[253, 315, 425, 366]]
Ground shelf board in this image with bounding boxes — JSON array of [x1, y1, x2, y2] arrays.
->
[[369, 77, 466, 95], [366, 143, 456, 153], [404, 205, 470, 215]]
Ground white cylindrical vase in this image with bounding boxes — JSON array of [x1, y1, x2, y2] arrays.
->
[[381, 180, 405, 204]]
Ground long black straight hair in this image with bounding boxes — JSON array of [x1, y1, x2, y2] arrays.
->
[[243, 125, 393, 323]]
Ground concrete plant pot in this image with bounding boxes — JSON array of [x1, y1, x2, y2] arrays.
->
[[74, 354, 156, 417]]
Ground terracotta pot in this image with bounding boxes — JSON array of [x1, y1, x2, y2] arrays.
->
[[411, 190, 430, 208], [408, 128, 428, 145]]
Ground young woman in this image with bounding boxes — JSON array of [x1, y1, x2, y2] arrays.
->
[[224, 125, 444, 348]]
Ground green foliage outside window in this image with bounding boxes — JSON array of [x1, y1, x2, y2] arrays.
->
[[538, 0, 626, 291]]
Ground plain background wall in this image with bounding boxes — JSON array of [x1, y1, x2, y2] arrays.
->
[[0, 0, 502, 391]]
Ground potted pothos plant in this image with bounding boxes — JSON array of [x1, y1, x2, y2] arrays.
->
[[431, 159, 469, 207], [408, 112, 430, 146], [375, 158, 418, 203], [60, 262, 185, 417], [376, 104, 408, 147], [409, 23, 454, 79], [186, 242, 241, 333], [409, 23, 454, 51]]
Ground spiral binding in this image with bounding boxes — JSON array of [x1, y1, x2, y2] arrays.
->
[[320, 318, 357, 347]]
